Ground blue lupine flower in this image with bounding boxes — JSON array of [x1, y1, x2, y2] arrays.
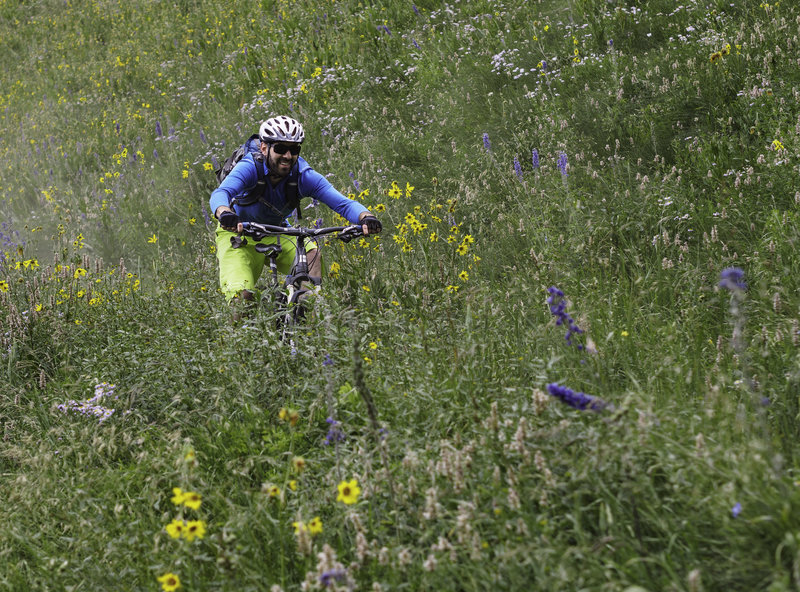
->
[[514, 156, 523, 179], [547, 383, 608, 411], [540, 60, 547, 71], [412, 39, 421, 49], [557, 152, 568, 176], [719, 267, 746, 291], [323, 354, 334, 366], [547, 287, 584, 349], [532, 148, 540, 169], [349, 172, 360, 191], [320, 569, 346, 587], [731, 502, 742, 518], [155, 120, 163, 138], [412, 4, 419, 15], [483, 133, 491, 151], [199, 129, 207, 144], [323, 417, 346, 445]]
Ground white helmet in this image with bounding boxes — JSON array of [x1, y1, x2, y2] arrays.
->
[[259, 116, 305, 144]]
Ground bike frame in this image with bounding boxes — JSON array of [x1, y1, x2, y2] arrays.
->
[[235, 222, 363, 305]]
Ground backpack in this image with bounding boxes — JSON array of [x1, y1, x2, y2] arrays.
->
[[215, 133, 302, 219]]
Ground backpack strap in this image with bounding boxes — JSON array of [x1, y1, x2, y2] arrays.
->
[[230, 153, 268, 208], [286, 177, 301, 220]]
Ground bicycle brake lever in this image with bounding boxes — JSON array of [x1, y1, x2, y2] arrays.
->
[[230, 235, 247, 249], [339, 226, 362, 243]]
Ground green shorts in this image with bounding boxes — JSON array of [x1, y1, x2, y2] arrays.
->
[[215, 226, 319, 301]]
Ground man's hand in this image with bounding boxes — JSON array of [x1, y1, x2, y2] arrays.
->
[[218, 209, 240, 232], [360, 214, 382, 235]]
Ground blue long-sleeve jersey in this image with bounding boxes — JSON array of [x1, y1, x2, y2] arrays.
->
[[209, 154, 368, 226]]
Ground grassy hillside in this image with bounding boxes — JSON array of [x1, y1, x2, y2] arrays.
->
[[3, 0, 800, 590]]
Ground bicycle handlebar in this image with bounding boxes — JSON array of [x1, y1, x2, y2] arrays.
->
[[239, 222, 365, 243]]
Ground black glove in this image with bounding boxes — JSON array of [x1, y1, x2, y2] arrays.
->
[[219, 211, 239, 229], [361, 214, 382, 234]]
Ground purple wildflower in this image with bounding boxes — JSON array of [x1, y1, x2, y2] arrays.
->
[[412, 4, 419, 15], [532, 148, 540, 168], [199, 129, 207, 144], [412, 38, 421, 49], [319, 569, 346, 587], [155, 121, 163, 138], [557, 152, 568, 176], [514, 156, 523, 179], [719, 267, 746, 291], [547, 287, 584, 349], [323, 417, 345, 446], [323, 353, 334, 366], [546, 383, 608, 412], [483, 133, 491, 151], [57, 382, 119, 423], [731, 502, 742, 518]]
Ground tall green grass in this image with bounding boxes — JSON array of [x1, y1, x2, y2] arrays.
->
[[2, 0, 800, 590]]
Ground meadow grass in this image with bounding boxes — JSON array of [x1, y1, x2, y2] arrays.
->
[[2, 0, 800, 590]]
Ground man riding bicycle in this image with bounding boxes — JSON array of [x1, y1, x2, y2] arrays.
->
[[209, 115, 382, 303]]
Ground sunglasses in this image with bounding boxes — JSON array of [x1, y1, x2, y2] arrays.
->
[[271, 143, 301, 156]]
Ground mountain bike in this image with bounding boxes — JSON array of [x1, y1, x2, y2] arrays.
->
[[231, 221, 364, 333]]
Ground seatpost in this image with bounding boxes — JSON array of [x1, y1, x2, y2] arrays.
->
[[269, 252, 279, 282]]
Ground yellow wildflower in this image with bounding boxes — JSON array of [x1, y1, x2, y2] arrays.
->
[[165, 519, 185, 539], [184, 520, 207, 542], [170, 488, 185, 505], [157, 573, 181, 592], [308, 517, 323, 535], [337, 479, 361, 505], [182, 491, 202, 510], [387, 182, 402, 199]]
